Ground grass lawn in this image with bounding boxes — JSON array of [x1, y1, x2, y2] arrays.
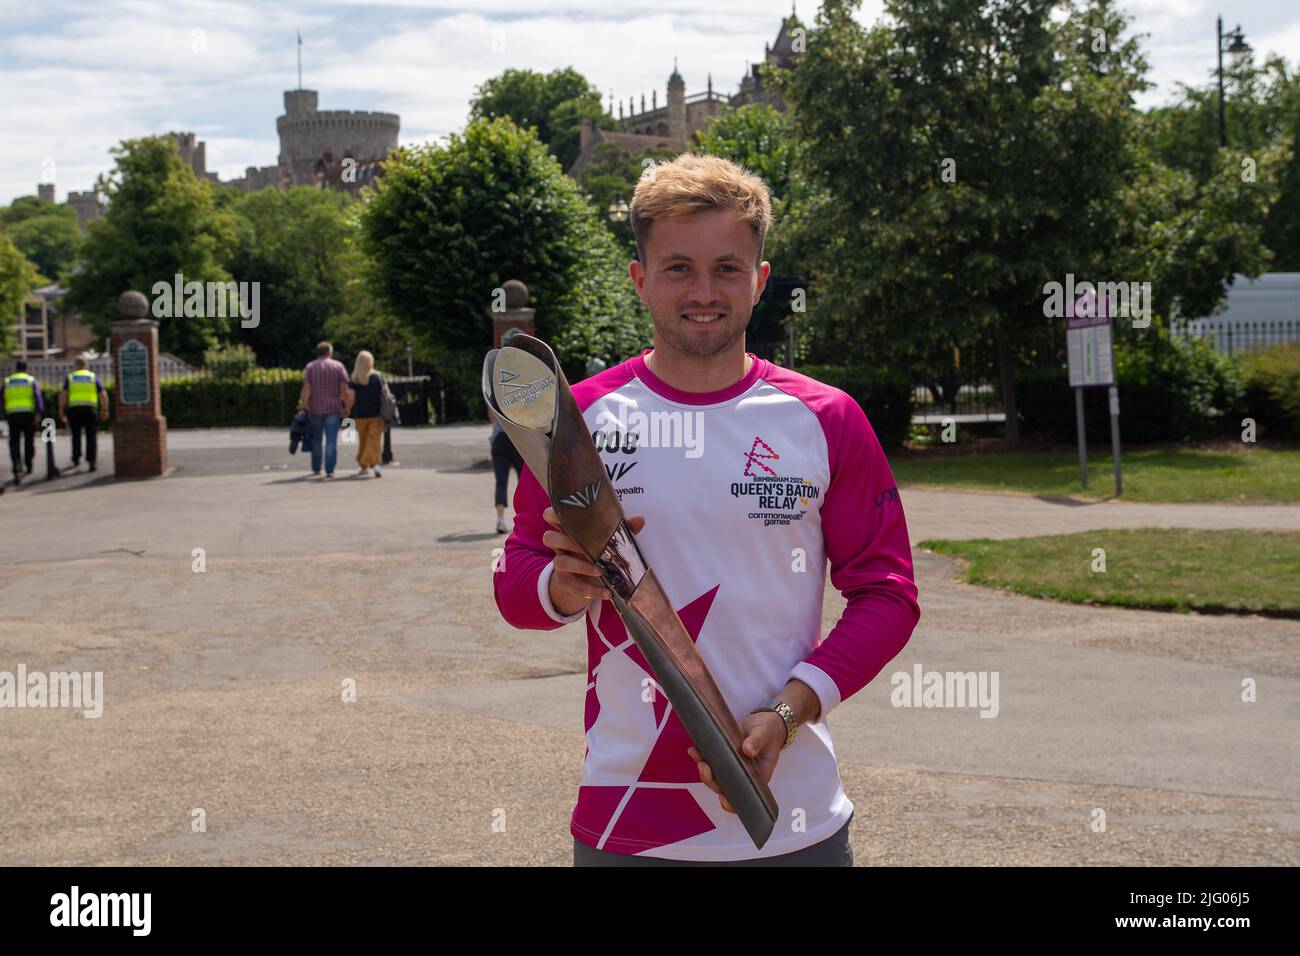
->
[[920, 528, 1300, 616], [891, 445, 1300, 503]]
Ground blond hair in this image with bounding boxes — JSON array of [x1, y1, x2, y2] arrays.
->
[[629, 152, 772, 268], [351, 349, 375, 384]]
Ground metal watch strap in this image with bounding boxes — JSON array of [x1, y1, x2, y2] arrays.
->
[[752, 698, 799, 749]]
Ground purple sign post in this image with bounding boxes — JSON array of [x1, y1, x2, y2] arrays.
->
[[1066, 288, 1122, 495]]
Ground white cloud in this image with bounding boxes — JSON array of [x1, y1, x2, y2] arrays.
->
[[1, 0, 1297, 204]]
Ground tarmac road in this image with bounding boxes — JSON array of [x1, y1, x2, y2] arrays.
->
[[0, 428, 1295, 865]]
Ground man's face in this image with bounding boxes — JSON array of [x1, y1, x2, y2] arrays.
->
[[630, 208, 770, 361]]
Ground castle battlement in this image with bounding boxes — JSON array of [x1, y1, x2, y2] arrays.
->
[[273, 90, 401, 190], [277, 110, 401, 126]]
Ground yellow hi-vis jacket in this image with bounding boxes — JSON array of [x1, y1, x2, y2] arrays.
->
[[66, 369, 100, 408], [3, 372, 37, 413]]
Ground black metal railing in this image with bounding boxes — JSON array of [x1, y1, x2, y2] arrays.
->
[[910, 382, 1004, 422], [1176, 317, 1300, 355]]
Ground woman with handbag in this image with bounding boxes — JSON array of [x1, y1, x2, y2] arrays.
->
[[347, 350, 390, 477]]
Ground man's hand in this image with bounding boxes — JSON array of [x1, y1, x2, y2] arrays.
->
[[543, 506, 645, 617], [687, 711, 786, 814], [60, 414, 68, 425]]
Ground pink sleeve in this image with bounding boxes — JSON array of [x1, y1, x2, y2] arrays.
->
[[788, 393, 920, 720], [493, 462, 594, 630]]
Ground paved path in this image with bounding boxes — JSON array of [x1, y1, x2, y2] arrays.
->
[[0, 435, 1295, 865]]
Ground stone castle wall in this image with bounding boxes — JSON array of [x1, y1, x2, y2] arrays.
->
[[276, 90, 399, 186]]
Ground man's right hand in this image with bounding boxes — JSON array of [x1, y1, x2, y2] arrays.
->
[[543, 506, 645, 617]]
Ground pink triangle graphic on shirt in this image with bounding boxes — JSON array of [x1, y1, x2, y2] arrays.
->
[[577, 585, 724, 853], [635, 584, 720, 783], [606, 785, 718, 851]]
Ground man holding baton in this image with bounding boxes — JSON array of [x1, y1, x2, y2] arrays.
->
[[493, 153, 920, 865]]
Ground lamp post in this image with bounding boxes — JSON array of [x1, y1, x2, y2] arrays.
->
[[1217, 17, 1251, 148], [606, 195, 628, 223]]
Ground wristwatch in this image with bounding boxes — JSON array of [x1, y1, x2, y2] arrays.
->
[[751, 698, 799, 749]]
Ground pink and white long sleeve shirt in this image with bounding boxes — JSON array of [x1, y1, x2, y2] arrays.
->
[[493, 349, 920, 861]]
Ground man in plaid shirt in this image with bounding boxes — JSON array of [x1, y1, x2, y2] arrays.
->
[[297, 341, 353, 479]]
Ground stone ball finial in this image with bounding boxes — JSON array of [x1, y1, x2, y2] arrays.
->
[[502, 279, 529, 309], [119, 290, 149, 319]]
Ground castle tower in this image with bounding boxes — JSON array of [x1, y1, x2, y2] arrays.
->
[[66, 191, 103, 232], [37, 183, 55, 203], [169, 131, 210, 179], [283, 89, 318, 117], [667, 58, 686, 140], [275, 88, 400, 188]]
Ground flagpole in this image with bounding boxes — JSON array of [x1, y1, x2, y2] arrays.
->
[[297, 32, 302, 89]]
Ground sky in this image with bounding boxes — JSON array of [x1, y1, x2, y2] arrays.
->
[[0, 0, 1297, 206]]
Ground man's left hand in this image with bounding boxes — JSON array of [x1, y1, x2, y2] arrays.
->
[[686, 710, 786, 814]]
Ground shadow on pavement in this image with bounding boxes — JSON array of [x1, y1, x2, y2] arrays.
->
[[438, 531, 507, 543]]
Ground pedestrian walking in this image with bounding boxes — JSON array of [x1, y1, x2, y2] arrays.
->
[[347, 350, 389, 478], [3, 361, 43, 486], [297, 342, 352, 479], [58, 358, 109, 472]]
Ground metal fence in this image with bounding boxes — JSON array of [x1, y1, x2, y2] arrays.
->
[[1176, 317, 1300, 355], [384, 376, 436, 426], [0, 353, 197, 387], [911, 382, 1005, 423]]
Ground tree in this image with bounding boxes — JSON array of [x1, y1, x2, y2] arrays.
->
[[1105, 143, 1280, 326], [575, 139, 680, 257], [361, 116, 648, 396], [0, 196, 81, 282], [548, 94, 617, 171], [1140, 53, 1300, 274], [1263, 128, 1300, 271], [694, 103, 817, 360], [1144, 54, 1300, 185], [0, 235, 42, 353], [772, 0, 1150, 442], [469, 67, 617, 170], [64, 137, 237, 363], [694, 104, 802, 205], [225, 187, 362, 366]]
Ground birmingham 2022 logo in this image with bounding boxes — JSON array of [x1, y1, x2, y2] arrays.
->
[[733, 436, 821, 528]]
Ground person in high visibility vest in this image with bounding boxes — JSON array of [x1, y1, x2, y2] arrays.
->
[[3, 361, 44, 486], [58, 358, 109, 472]]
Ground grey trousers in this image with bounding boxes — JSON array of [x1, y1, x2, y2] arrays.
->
[[573, 813, 854, 867]]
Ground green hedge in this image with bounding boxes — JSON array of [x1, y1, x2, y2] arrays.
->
[[797, 364, 914, 449], [1239, 342, 1300, 439], [1015, 338, 1247, 444], [91, 369, 303, 429], [160, 369, 304, 427]]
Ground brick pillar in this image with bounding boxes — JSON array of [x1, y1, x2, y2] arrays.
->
[[110, 291, 168, 478], [492, 278, 536, 348]]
